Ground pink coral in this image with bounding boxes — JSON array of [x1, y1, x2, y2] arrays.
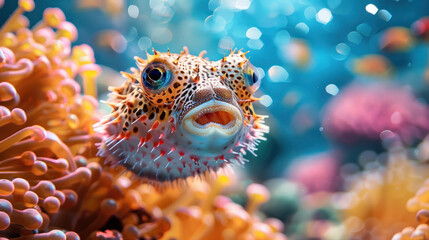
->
[[287, 152, 340, 193], [322, 82, 429, 145]]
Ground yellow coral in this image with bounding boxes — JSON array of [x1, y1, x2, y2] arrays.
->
[[338, 148, 429, 239]]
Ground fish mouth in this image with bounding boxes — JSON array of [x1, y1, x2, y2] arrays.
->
[[182, 100, 243, 137]]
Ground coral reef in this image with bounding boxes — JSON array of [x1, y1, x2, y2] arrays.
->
[[322, 82, 429, 145], [337, 145, 429, 239], [4, 1, 429, 240], [0, 1, 287, 239]]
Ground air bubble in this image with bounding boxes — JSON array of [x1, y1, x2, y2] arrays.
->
[[316, 8, 333, 25], [378, 9, 392, 22], [247, 39, 263, 50], [365, 4, 378, 15], [260, 95, 273, 107], [138, 37, 152, 51], [246, 27, 262, 40], [128, 5, 139, 18], [296, 23, 309, 35], [325, 84, 339, 96], [268, 65, 289, 82]]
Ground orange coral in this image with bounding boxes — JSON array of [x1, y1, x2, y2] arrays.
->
[[158, 178, 286, 240]]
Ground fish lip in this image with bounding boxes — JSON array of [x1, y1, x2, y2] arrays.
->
[[182, 100, 243, 136]]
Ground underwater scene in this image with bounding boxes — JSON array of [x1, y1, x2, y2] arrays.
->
[[1, 0, 429, 239]]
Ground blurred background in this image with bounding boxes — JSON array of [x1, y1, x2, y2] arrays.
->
[[2, 0, 429, 239]]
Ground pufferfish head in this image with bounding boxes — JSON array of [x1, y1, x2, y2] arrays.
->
[[95, 47, 269, 185]]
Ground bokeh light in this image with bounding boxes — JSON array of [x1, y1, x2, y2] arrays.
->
[[316, 8, 332, 25]]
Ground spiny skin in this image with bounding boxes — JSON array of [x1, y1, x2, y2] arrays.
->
[[95, 47, 269, 184]]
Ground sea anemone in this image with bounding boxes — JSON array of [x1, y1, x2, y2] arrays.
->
[[0, 1, 287, 239]]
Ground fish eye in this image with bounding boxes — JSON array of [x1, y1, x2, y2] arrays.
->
[[141, 62, 172, 91], [243, 62, 261, 93]]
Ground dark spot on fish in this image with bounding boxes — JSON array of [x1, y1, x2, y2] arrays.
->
[[149, 112, 155, 120], [160, 111, 166, 120]]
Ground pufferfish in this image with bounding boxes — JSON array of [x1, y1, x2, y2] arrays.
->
[[95, 47, 268, 184]]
